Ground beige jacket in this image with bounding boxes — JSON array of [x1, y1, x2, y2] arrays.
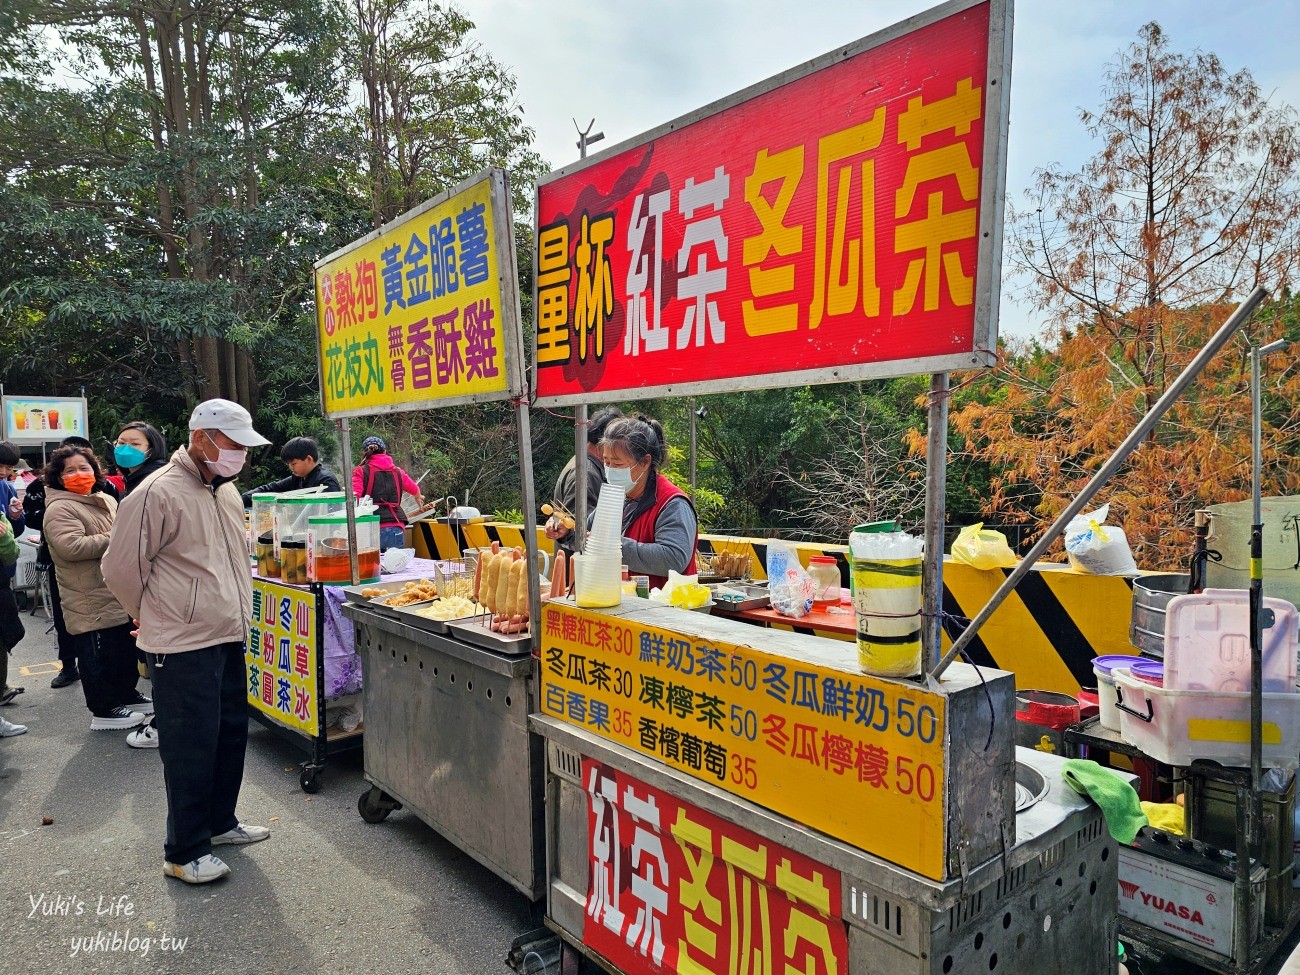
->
[[103, 448, 252, 654], [44, 490, 131, 636]]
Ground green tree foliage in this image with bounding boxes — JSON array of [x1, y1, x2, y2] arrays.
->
[[0, 0, 547, 502], [952, 23, 1300, 566]]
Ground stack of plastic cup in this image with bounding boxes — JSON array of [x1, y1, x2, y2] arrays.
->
[[575, 484, 625, 607]]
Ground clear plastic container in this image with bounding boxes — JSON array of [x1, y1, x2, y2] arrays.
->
[[808, 556, 840, 604], [1092, 654, 1145, 731], [851, 531, 923, 677], [274, 492, 345, 559], [250, 493, 279, 575], [1163, 589, 1299, 693], [307, 513, 380, 585], [1114, 666, 1300, 768]]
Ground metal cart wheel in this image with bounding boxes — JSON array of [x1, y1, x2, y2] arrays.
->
[[299, 764, 323, 794], [357, 786, 402, 823]]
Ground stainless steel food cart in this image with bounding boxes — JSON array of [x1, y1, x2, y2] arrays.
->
[[344, 600, 545, 899]]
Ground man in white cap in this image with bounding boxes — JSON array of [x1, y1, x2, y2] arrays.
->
[[104, 399, 272, 884]]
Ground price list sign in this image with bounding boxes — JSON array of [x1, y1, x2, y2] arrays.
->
[[539, 602, 950, 880]]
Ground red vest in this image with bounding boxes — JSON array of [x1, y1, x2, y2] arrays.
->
[[625, 473, 698, 590]]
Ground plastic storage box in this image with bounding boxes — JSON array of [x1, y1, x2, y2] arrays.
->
[[1163, 589, 1298, 693], [1114, 666, 1300, 769]]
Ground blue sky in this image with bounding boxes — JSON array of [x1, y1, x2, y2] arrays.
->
[[466, 0, 1300, 338]]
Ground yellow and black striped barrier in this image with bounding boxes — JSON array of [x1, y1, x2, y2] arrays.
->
[[409, 518, 556, 561]]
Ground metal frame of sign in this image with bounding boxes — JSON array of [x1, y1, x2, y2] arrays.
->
[[308, 169, 541, 645], [314, 167, 527, 420], [531, 0, 1012, 407], [0, 393, 91, 444]]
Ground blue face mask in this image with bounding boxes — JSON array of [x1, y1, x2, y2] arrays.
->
[[605, 464, 639, 492], [114, 444, 148, 469]]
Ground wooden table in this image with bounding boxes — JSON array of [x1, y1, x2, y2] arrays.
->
[[710, 603, 856, 642]]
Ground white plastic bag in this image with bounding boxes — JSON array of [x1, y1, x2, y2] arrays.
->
[[1064, 503, 1139, 575], [767, 540, 815, 618]]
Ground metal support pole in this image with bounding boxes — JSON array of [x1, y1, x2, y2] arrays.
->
[[1249, 338, 1288, 863], [574, 408, 587, 553], [922, 373, 949, 673], [570, 120, 603, 556], [689, 397, 698, 496], [339, 417, 359, 586], [930, 285, 1269, 681], [519, 399, 543, 657]]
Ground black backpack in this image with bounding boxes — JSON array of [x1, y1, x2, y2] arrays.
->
[[363, 463, 406, 525]]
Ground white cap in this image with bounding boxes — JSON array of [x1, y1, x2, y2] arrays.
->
[[188, 398, 270, 448]]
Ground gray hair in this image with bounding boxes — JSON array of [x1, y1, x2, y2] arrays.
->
[[600, 415, 666, 467]]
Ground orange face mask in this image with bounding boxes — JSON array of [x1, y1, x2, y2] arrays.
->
[[62, 472, 96, 495]]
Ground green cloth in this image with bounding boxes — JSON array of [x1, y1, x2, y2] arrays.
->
[[1062, 759, 1148, 844]]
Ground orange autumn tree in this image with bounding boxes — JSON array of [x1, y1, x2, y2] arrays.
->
[[947, 23, 1300, 569]]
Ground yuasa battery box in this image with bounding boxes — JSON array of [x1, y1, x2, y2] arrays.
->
[[1118, 828, 1264, 959]]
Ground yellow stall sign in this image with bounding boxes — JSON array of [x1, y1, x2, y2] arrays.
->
[[247, 579, 318, 735], [540, 602, 949, 880], [314, 168, 524, 418]]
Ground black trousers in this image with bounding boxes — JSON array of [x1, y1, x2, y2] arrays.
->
[[151, 643, 248, 865], [47, 568, 77, 669], [75, 622, 139, 715]]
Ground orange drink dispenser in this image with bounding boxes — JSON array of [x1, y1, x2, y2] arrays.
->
[[308, 513, 380, 584]]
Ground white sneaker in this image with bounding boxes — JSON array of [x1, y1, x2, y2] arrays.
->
[[163, 854, 231, 884], [211, 823, 271, 846], [0, 716, 27, 737], [124, 693, 154, 715], [90, 708, 147, 730], [126, 721, 159, 749]]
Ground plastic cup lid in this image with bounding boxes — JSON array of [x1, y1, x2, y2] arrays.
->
[[1130, 660, 1164, 680], [853, 521, 898, 534], [1091, 654, 1145, 676]]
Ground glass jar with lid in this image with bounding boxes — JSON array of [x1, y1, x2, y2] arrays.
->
[[808, 555, 841, 605]]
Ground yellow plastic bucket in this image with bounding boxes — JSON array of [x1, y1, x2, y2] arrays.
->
[[852, 556, 922, 677]]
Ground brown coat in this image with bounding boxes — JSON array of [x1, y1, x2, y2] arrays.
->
[[43, 490, 131, 636], [102, 448, 252, 654]]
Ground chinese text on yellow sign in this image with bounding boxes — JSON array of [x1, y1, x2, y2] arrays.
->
[[247, 579, 318, 735], [540, 603, 948, 879], [315, 169, 519, 417]]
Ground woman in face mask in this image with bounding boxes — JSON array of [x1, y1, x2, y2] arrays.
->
[[113, 421, 168, 497], [110, 421, 169, 748], [545, 415, 698, 591], [42, 446, 150, 733]]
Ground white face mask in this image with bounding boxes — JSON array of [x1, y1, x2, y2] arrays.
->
[[202, 431, 247, 478]]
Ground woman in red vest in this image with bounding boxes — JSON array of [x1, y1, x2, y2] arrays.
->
[[547, 415, 697, 591]]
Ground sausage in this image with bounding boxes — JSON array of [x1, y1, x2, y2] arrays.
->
[[506, 558, 526, 617], [548, 551, 566, 599], [472, 554, 484, 604], [495, 552, 514, 615], [516, 559, 530, 619], [482, 553, 503, 614]]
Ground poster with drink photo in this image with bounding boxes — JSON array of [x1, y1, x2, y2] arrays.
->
[[2, 396, 89, 443]]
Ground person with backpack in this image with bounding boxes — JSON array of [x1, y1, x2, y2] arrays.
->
[[351, 436, 421, 552]]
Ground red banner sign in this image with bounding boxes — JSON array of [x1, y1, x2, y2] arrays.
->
[[582, 758, 848, 975], [534, 0, 1008, 405]]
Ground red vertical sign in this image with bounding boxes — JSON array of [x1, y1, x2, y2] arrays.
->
[[582, 759, 849, 975]]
